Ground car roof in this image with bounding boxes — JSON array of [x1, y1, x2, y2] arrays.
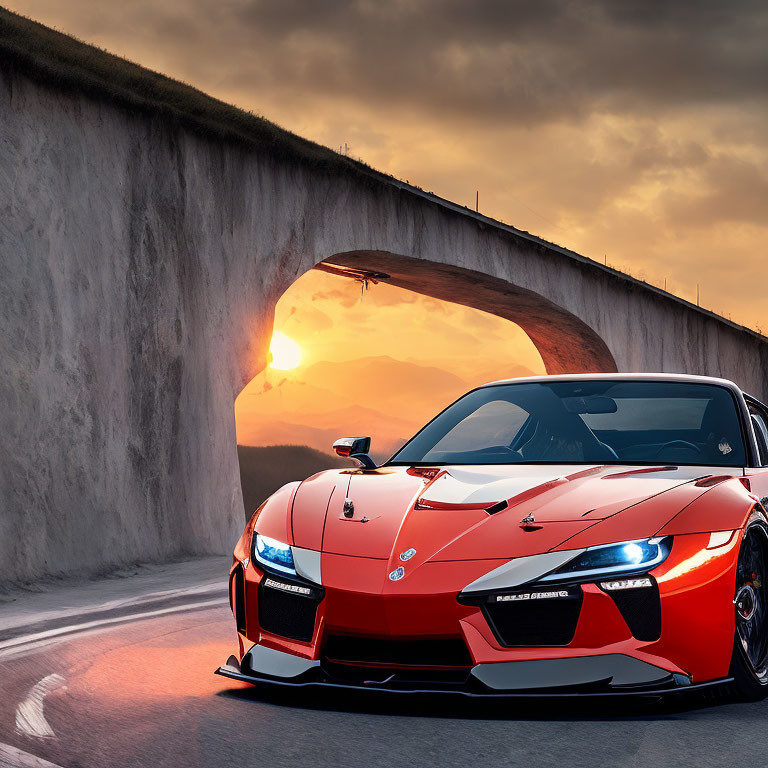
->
[[480, 372, 743, 391]]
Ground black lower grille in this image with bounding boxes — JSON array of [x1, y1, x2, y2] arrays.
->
[[230, 564, 247, 634], [257, 575, 323, 642], [602, 578, 661, 641], [323, 635, 473, 667], [481, 586, 583, 646]]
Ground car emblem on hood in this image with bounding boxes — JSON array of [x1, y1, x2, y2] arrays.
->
[[399, 548, 417, 562], [389, 567, 405, 581], [519, 513, 543, 531]]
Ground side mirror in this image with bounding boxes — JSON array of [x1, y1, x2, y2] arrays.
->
[[333, 436, 377, 469]]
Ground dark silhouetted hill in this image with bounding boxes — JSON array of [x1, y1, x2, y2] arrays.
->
[[235, 357, 539, 469], [237, 444, 347, 521]]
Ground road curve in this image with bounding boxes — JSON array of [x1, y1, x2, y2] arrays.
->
[[1, 604, 767, 768]]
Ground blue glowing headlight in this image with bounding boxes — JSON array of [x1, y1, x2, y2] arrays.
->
[[252, 533, 296, 575], [540, 537, 672, 582]]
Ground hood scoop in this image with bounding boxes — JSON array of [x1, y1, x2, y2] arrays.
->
[[416, 466, 584, 514], [415, 497, 510, 515], [414, 463, 703, 528], [486, 500, 509, 515]]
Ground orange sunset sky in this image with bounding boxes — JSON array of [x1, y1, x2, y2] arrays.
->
[[8, 1, 766, 453], [235, 270, 544, 457]]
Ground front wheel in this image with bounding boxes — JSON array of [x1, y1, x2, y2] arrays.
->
[[730, 517, 768, 701]]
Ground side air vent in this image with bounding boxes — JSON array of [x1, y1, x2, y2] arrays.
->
[[600, 577, 661, 642], [229, 564, 247, 634], [257, 575, 324, 642]]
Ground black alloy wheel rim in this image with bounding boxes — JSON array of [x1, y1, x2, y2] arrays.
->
[[735, 525, 768, 681]]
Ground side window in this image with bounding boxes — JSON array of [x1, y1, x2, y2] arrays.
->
[[749, 404, 768, 466]]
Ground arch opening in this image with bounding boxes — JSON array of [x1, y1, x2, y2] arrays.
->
[[234, 254, 577, 517], [321, 251, 618, 376], [235, 251, 616, 514]]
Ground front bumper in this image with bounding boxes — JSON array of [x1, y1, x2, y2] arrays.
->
[[226, 532, 741, 692], [216, 646, 731, 698]]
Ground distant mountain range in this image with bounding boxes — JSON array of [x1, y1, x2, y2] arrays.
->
[[236, 355, 535, 457]]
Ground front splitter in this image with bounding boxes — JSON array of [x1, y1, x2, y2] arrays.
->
[[215, 658, 732, 699]]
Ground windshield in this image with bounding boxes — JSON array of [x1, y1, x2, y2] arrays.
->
[[389, 380, 746, 467]]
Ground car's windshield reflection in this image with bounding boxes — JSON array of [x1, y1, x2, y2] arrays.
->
[[389, 380, 746, 467]]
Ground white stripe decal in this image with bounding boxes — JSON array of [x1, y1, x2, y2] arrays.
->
[[420, 465, 594, 505], [15, 675, 66, 740]]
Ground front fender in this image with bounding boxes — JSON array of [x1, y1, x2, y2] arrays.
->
[[233, 481, 300, 562], [658, 478, 758, 536]]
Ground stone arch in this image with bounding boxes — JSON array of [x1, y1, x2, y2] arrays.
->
[[318, 251, 618, 375]]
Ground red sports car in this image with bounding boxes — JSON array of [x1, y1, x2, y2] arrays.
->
[[217, 374, 768, 700]]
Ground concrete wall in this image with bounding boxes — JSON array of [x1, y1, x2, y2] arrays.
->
[[2, 63, 767, 584]]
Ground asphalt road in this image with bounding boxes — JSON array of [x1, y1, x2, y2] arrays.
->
[[2, 602, 768, 768]]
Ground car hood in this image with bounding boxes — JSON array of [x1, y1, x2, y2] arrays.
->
[[290, 463, 730, 563]]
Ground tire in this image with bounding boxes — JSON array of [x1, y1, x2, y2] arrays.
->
[[730, 516, 768, 701]]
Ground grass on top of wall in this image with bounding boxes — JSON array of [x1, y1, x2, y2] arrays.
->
[[0, 6, 385, 183]]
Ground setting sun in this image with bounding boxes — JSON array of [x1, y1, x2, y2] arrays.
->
[[269, 330, 301, 370]]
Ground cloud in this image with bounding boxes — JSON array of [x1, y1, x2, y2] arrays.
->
[[21, 0, 767, 125], [660, 155, 768, 227], [5, 0, 768, 327], [211, 0, 768, 125], [363, 285, 420, 308], [278, 304, 333, 335], [310, 288, 358, 308]]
